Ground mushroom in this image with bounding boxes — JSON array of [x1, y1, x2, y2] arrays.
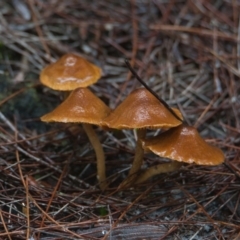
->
[[135, 125, 225, 183], [40, 53, 101, 91], [102, 88, 183, 186], [40, 53, 108, 189], [41, 88, 111, 190]]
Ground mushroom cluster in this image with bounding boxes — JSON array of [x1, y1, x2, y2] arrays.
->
[[102, 88, 183, 186], [40, 53, 109, 190], [40, 53, 224, 190]]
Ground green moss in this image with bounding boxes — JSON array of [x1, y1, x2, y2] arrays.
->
[[97, 206, 108, 216]]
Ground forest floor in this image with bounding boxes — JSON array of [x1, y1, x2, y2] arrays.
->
[[0, 1, 240, 239]]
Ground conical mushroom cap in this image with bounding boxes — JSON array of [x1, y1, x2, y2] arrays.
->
[[40, 53, 102, 90], [102, 88, 182, 129], [41, 88, 111, 125], [142, 125, 224, 165]]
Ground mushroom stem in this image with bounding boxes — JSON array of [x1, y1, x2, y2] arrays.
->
[[135, 161, 183, 184], [82, 123, 107, 190], [129, 128, 146, 176], [122, 129, 146, 187]]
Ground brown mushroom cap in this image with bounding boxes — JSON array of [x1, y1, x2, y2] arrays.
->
[[142, 125, 224, 165], [102, 88, 182, 129], [41, 88, 111, 125], [40, 53, 102, 90]]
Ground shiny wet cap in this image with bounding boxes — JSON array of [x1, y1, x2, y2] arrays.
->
[[40, 53, 101, 90], [41, 88, 111, 125], [142, 125, 224, 165], [102, 88, 183, 129]]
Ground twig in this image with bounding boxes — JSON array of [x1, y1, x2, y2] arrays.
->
[[125, 59, 183, 122]]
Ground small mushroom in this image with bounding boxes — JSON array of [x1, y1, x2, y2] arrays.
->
[[135, 125, 224, 183], [40, 53, 101, 91], [102, 88, 183, 186], [41, 88, 111, 190]]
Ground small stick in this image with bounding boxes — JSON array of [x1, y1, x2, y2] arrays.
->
[[125, 59, 183, 122]]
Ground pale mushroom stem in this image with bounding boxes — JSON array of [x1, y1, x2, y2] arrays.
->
[[135, 161, 183, 184], [82, 123, 107, 190], [129, 128, 146, 175], [122, 128, 146, 186]]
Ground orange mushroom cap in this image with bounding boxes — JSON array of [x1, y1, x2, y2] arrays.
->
[[102, 88, 183, 129], [142, 125, 224, 165], [40, 53, 102, 90], [41, 88, 111, 125]]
